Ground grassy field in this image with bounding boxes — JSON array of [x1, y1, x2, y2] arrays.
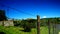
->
[[0, 26, 53, 34]]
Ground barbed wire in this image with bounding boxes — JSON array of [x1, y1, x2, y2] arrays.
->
[[0, 3, 36, 17]]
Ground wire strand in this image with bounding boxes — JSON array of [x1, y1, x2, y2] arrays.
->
[[0, 3, 35, 17]]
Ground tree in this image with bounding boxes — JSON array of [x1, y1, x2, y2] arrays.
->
[[20, 19, 37, 32], [21, 19, 31, 32], [0, 10, 7, 21]]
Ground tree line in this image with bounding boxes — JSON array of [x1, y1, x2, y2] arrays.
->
[[0, 10, 60, 32]]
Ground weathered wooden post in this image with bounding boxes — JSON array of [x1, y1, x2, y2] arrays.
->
[[37, 15, 40, 34]]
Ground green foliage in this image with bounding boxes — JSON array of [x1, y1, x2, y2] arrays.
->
[[0, 10, 7, 21], [0, 26, 21, 34], [21, 20, 31, 32], [0, 26, 36, 34], [13, 19, 37, 28], [13, 17, 60, 28], [0, 26, 54, 34], [40, 17, 60, 26], [13, 21, 20, 26]]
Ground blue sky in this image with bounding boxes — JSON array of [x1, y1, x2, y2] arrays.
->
[[0, 0, 60, 19]]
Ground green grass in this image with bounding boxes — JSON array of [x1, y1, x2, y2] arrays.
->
[[0, 26, 53, 34]]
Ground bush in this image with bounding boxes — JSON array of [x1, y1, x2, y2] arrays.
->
[[24, 26, 31, 32], [23, 22, 31, 32], [0, 32, 6, 34]]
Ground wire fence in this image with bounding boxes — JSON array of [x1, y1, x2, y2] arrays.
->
[[0, 1, 60, 34]]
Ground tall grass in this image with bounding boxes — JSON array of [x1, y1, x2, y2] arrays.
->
[[0, 26, 54, 34]]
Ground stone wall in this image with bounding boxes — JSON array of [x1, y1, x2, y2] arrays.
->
[[0, 21, 3, 26], [0, 20, 14, 26]]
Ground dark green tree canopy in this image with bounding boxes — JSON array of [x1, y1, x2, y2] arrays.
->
[[0, 10, 7, 21]]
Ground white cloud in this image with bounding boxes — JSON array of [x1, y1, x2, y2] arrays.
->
[[43, 16, 47, 18]]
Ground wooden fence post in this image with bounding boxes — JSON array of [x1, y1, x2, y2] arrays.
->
[[37, 15, 40, 34]]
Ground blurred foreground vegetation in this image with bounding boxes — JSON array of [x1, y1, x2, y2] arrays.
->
[[0, 26, 50, 34]]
